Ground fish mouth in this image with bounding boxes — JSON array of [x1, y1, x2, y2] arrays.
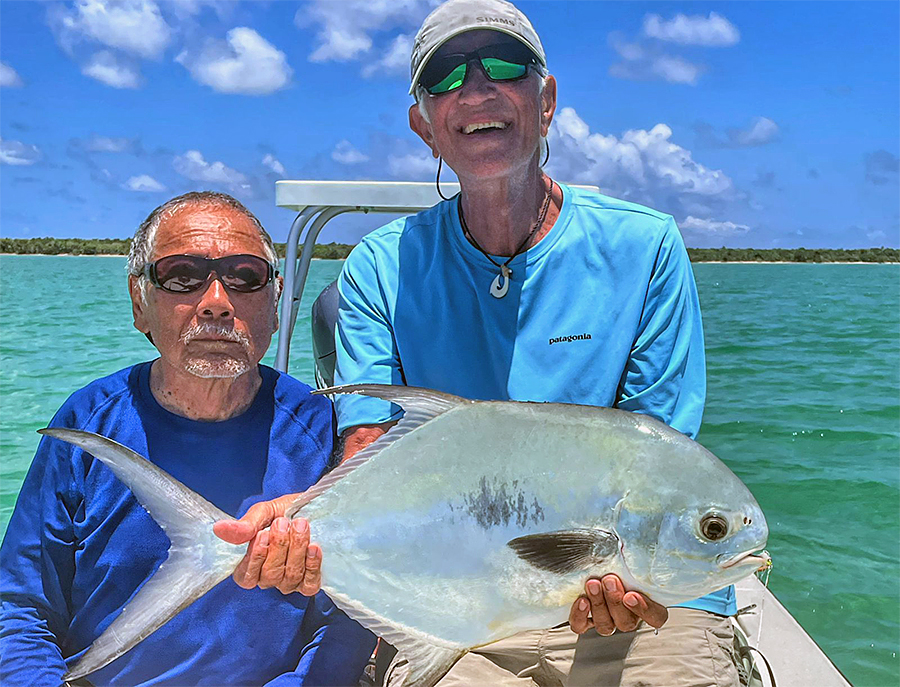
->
[[717, 549, 771, 571]]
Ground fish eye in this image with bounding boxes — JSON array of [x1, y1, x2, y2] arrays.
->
[[700, 513, 729, 541]]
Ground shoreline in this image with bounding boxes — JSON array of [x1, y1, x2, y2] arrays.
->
[[694, 260, 900, 265], [2, 254, 898, 265], [0, 254, 333, 260]]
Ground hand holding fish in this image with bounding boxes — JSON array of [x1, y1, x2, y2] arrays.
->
[[569, 575, 668, 636], [213, 496, 323, 595]]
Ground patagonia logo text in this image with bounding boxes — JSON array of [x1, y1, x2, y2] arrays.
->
[[549, 333, 592, 345]]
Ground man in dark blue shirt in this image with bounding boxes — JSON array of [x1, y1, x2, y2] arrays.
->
[[0, 191, 375, 686]]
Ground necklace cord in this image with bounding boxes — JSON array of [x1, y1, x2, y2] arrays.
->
[[436, 157, 454, 201], [459, 178, 555, 273]]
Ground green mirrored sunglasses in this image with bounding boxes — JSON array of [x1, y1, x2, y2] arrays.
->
[[419, 42, 539, 95]]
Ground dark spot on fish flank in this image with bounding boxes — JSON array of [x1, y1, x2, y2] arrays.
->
[[462, 477, 546, 530], [532, 497, 545, 522], [516, 492, 527, 527]]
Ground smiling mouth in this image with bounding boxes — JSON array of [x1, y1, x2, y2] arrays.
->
[[718, 549, 771, 571], [461, 121, 509, 135]]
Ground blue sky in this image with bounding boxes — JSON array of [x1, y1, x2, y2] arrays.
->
[[1, 0, 898, 249]]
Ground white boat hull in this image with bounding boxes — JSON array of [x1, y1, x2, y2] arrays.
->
[[733, 576, 851, 686]]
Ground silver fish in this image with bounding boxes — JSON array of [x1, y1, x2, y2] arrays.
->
[[41, 384, 769, 687]]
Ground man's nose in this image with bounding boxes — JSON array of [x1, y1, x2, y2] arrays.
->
[[196, 275, 234, 320], [458, 60, 497, 101]]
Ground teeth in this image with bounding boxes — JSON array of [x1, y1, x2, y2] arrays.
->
[[463, 121, 508, 134]]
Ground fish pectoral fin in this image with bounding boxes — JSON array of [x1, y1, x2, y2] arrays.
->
[[508, 528, 620, 574]]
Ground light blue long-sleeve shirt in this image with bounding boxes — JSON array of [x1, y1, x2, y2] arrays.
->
[[333, 184, 734, 616]]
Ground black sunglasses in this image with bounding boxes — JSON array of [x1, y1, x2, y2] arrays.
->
[[419, 41, 539, 95], [144, 254, 278, 294]]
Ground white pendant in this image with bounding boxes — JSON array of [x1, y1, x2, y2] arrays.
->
[[490, 265, 512, 299]]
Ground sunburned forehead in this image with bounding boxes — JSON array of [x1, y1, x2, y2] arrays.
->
[[151, 204, 268, 261]]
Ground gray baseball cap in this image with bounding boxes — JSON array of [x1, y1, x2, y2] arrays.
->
[[409, 0, 546, 95]]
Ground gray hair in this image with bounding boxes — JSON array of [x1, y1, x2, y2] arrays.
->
[[127, 191, 278, 278]]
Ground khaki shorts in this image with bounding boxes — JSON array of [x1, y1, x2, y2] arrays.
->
[[384, 608, 746, 687]]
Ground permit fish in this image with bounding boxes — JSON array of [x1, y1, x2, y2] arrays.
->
[[41, 384, 769, 687]]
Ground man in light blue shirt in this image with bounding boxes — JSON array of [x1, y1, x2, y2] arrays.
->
[[228, 0, 744, 684]]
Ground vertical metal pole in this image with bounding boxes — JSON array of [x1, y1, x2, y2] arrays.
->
[[275, 207, 319, 372], [287, 206, 354, 341]]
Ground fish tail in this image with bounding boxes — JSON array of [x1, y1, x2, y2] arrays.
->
[[38, 428, 246, 681]]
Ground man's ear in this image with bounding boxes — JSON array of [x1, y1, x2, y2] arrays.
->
[[409, 103, 439, 159], [129, 275, 151, 335], [540, 74, 557, 137]]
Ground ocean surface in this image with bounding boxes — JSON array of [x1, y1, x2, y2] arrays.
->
[[1, 255, 898, 685]]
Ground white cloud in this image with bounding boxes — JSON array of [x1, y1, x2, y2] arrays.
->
[[51, 0, 172, 59], [388, 151, 438, 180], [300, 0, 432, 63], [361, 33, 414, 78], [262, 153, 285, 175], [0, 138, 42, 166], [176, 28, 292, 95], [0, 62, 23, 87], [642, 12, 740, 47], [680, 216, 750, 235], [332, 140, 370, 165], [310, 27, 372, 63], [123, 174, 166, 191], [609, 35, 703, 85], [651, 55, 702, 85], [173, 150, 249, 193], [82, 51, 140, 88], [730, 117, 779, 146], [549, 107, 733, 198], [84, 134, 135, 153]]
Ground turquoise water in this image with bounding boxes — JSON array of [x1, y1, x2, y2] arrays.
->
[[1, 256, 898, 685]]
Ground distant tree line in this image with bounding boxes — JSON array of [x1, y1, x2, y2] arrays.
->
[[685, 247, 899, 263], [0, 238, 357, 260], [2, 238, 898, 263], [0, 237, 133, 255]]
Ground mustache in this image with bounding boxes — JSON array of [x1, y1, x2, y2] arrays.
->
[[180, 323, 251, 350]]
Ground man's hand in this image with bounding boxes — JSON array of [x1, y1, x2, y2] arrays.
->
[[568, 575, 668, 635], [213, 494, 323, 596]]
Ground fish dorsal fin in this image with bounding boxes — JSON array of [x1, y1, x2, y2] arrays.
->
[[287, 385, 470, 517], [324, 588, 466, 687], [313, 383, 469, 422], [508, 528, 620, 574], [38, 428, 245, 680]]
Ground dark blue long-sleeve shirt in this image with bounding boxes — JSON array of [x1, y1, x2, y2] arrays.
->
[[0, 362, 375, 686]]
